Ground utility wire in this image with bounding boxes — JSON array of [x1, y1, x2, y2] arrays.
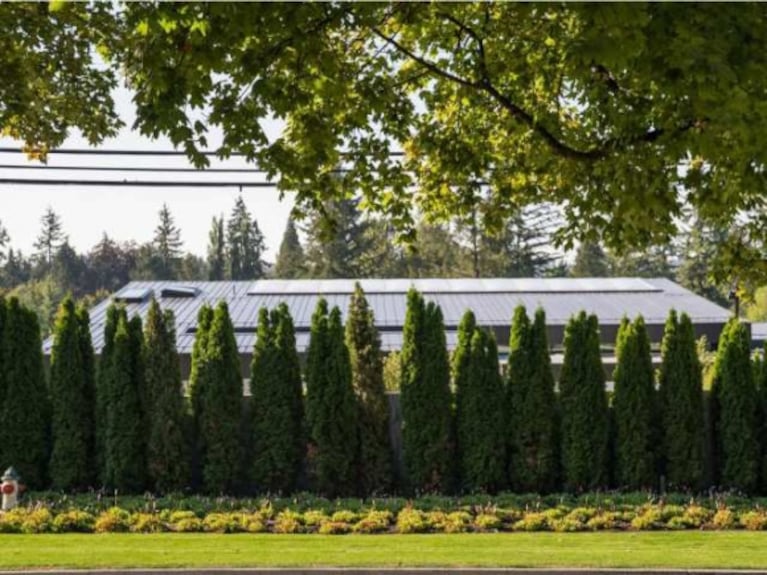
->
[[0, 164, 268, 173], [0, 178, 276, 188], [0, 147, 406, 157]]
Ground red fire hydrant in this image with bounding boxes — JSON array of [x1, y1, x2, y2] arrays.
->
[[1, 467, 22, 511]]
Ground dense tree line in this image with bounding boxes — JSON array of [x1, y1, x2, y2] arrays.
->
[[3, 286, 765, 496]]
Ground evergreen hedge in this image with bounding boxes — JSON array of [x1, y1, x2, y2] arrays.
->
[[712, 319, 759, 493], [658, 310, 705, 491], [96, 304, 125, 484], [400, 290, 453, 493], [49, 297, 92, 491], [454, 311, 506, 493], [559, 311, 609, 491], [0, 299, 49, 488], [144, 300, 189, 493], [508, 307, 558, 493], [612, 316, 656, 490], [305, 300, 358, 497], [346, 283, 392, 495], [251, 305, 304, 494]]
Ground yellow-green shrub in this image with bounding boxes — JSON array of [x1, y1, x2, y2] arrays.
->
[[354, 510, 392, 534], [273, 510, 303, 534], [396, 507, 430, 534], [53, 510, 95, 533], [94, 508, 131, 533], [740, 510, 767, 531]]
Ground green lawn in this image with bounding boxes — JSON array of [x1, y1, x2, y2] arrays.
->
[[1, 532, 767, 569]]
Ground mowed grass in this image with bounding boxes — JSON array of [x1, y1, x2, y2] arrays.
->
[[2, 532, 767, 569]]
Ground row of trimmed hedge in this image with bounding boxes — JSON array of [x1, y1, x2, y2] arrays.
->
[[4, 501, 767, 534]]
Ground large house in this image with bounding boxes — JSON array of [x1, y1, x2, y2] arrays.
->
[[44, 277, 734, 384]]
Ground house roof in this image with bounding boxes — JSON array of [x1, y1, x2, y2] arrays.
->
[[43, 277, 731, 355]]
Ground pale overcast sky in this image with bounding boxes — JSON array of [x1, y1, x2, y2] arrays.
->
[[0, 86, 293, 261]]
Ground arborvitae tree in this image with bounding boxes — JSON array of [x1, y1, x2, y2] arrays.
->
[[48, 297, 91, 490], [712, 319, 759, 492], [144, 300, 189, 493], [455, 316, 506, 493], [127, 314, 146, 448], [400, 289, 453, 493], [196, 302, 244, 493], [658, 310, 704, 490], [188, 304, 213, 489], [0, 297, 5, 406], [76, 304, 96, 475], [274, 217, 305, 278], [345, 283, 392, 495], [508, 307, 558, 493], [0, 301, 49, 488], [104, 315, 145, 492], [559, 311, 609, 491], [305, 300, 358, 496], [207, 215, 227, 280], [612, 315, 656, 490], [250, 305, 304, 493], [95, 303, 124, 483]]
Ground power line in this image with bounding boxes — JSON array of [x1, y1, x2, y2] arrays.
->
[[0, 178, 276, 188], [0, 164, 268, 174], [0, 147, 406, 158]]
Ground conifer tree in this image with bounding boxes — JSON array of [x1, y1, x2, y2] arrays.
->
[[455, 316, 506, 493], [0, 297, 5, 407], [712, 319, 759, 492], [77, 304, 96, 476], [127, 314, 146, 449], [508, 307, 558, 493], [658, 310, 704, 490], [250, 305, 304, 493], [559, 311, 609, 491], [305, 300, 358, 496], [612, 316, 657, 490], [144, 300, 189, 493], [95, 303, 124, 483], [49, 297, 91, 490], [400, 289, 453, 493], [195, 302, 244, 493], [0, 301, 49, 488], [346, 283, 392, 495], [104, 315, 145, 492], [275, 217, 305, 278], [153, 203, 183, 280], [207, 215, 226, 280]]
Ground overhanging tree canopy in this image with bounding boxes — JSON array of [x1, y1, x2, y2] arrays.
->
[[5, 3, 767, 281]]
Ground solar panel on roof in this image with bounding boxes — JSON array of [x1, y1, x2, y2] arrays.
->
[[114, 287, 152, 303]]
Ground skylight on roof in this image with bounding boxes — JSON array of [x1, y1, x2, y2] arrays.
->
[[114, 287, 152, 303], [161, 286, 199, 298]]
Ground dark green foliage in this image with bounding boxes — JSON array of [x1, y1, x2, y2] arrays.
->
[[95, 303, 124, 484], [49, 297, 91, 490], [76, 305, 96, 475], [144, 300, 189, 493], [274, 217, 306, 279], [0, 299, 49, 488], [559, 311, 609, 491], [104, 315, 145, 492], [346, 283, 392, 495], [711, 319, 759, 493], [400, 289, 453, 493], [454, 311, 506, 493], [250, 305, 304, 494], [194, 302, 244, 494], [612, 316, 656, 490], [658, 310, 705, 491], [305, 300, 358, 496], [0, 297, 5, 407], [508, 307, 558, 493]]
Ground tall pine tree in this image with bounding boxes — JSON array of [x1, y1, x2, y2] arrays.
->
[[612, 316, 657, 490], [345, 283, 392, 495], [144, 300, 189, 493], [305, 300, 358, 496], [658, 310, 704, 490], [454, 311, 506, 493], [274, 217, 305, 278], [400, 290, 453, 493], [153, 203, 183, 280], [712, 319, 759, 492], [104, 314, 145, 492], [207, 215, 226, 280], [227, 196, 266, 280], [195, 302, 244, 493], [559, 311, 609, 491], [49, 297, 91, 490], [0, 300, 49, 488]]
